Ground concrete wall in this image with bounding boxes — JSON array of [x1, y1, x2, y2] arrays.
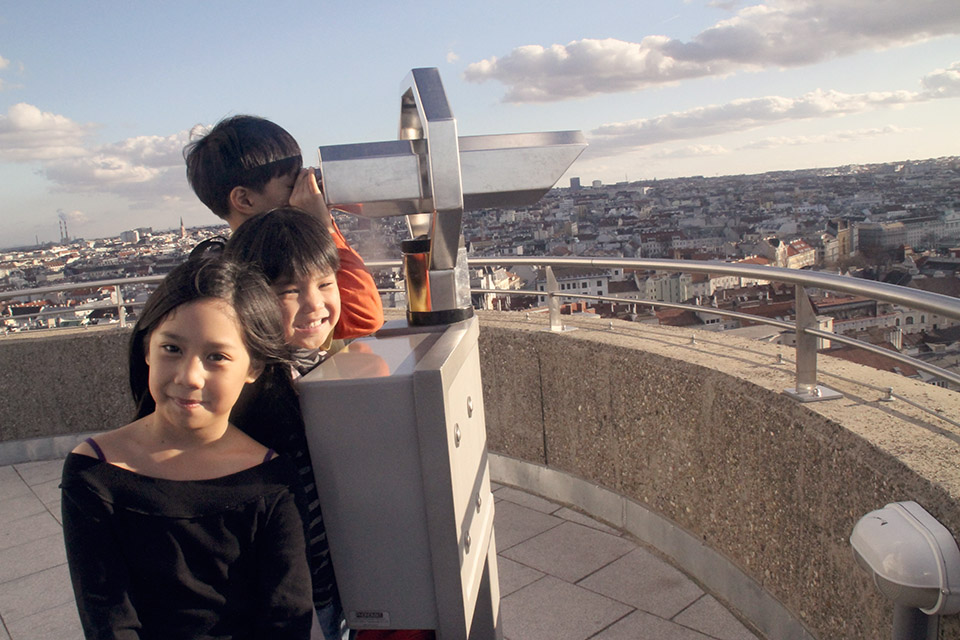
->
[[0, 327, 131, 441], [477, 312, 960, 640], [2, 313, 960, 639]]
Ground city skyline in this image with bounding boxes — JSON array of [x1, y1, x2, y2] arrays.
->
[[1, 0, 958, 247]]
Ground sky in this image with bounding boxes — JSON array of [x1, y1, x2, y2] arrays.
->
[[1, 0, 958, 248]]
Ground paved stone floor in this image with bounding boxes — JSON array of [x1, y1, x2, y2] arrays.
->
[[0, 459, 760, 640]]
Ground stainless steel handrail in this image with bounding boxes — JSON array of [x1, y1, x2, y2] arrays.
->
[[0, 275, 164, 300], [462, 257, 960, 320], [3, 257, 958, 398], [469, 287, 960, 388], [381, 255, 960, 395], [1, 275, 163, 329]]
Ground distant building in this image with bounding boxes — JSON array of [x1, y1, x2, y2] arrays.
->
[[536, 267, 611, 305], [856, 221, 906, 253], [826, 219, 852, 258], [120, 230, 140, 244], [569, 177, 581, 191], [785, 239, 816, 269], [637, 272, 691, 304]]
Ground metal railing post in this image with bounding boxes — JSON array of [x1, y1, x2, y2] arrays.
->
[[546, 267, 563, 332], [784, 285, 841, 402], [115, 285, 127, 329], [795, 285, 817, 395]]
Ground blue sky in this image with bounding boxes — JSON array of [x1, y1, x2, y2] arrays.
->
[[1, 0, 958, 248]]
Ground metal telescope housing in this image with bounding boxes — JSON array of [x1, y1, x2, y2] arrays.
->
[[317, 67, 586, 323], [300, 68, 586, 639]]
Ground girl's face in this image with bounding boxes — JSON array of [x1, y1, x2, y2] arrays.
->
[[271, 268, 341, 351], [145, 299, 260, 434]]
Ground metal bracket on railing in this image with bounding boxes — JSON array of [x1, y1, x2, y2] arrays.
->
[[115, 285, 126, 329], [544, 266, 575, 333], [783, 285, 841, 402]]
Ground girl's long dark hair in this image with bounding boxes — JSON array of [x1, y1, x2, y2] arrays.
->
[[128, 257, 291, 421]]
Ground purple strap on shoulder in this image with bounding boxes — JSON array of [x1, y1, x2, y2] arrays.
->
[[85, 437, 106, 462], [263, 448, 275, 463]]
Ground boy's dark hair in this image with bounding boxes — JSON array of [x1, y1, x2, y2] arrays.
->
[[129, 257, 290, 418], [183, 115, 302, 218], [223, 207, 340, 284]]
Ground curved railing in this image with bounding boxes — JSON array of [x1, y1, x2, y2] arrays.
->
[[4, 257, 960, 396], [372, 256, 960, 399], [0, 274, 162, 329]]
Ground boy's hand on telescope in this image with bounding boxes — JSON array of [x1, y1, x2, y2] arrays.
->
[[290, 168, 334, 233]]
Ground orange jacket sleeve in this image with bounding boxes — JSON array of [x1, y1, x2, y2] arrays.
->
[[331, 219, 384, 340]]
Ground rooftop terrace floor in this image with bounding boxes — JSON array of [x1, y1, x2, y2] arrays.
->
[[0, 458, 760, 640]]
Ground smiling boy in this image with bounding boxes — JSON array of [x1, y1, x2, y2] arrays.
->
[[222, 207, 345, 637], [223, 207, 344, 363]]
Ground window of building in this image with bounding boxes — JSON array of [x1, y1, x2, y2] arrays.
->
[[597, 280, 602, 287], [906, 316, 914, 325]]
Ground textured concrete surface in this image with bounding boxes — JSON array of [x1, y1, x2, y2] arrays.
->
[[477, 311, 960, 640], [0, 327, 130, 443], [0, 458, 758, 640]]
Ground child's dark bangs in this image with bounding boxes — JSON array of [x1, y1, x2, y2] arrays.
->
[[286, 236, 333, 282], [263, 226, 333, 284]]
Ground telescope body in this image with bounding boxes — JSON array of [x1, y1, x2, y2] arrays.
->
[[298, 67, 584, 638]]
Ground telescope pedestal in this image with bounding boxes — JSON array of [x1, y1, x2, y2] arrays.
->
[[299, 316, 500, 639]]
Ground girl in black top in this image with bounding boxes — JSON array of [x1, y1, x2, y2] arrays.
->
[[61, 258, 313, 639]]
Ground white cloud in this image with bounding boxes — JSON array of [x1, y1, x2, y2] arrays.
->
[[0, 102, 195, 205], [738, 126, 914, 150], [465, 37, 713, 102], [0, 55, 14, 91], [707, 1, 741, 10], [0, 103, 94, 161], [584, 61, 959, 155], [920, 61, 960, 98], [58, 209, 89, 225], [42, 132, 192, 206], [465, 0, 960, 102], [446, 51, 460, 64], [655, 144, 731, 158]]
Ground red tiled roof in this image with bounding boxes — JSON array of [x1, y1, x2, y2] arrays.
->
[[737, 256, 772, 266]]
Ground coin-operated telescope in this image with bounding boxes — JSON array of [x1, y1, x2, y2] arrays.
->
[[299, 68, 585, 639]]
